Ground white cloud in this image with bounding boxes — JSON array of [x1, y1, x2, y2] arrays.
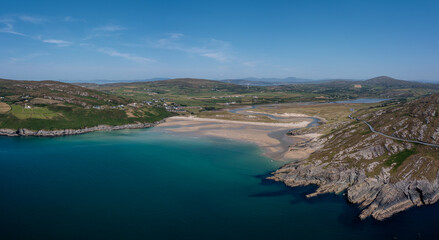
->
[[97, 48, 154, 63], [83, 24, 126, 40], [201, 52, 226, 61], [63, 16, 85, 22], [19, 15, 46, 24], [42, 39, 72, 47], [10, 53, 49, 62], [152, 34, 230, 61], [0, 19, 25, 36], [169, 33, 184, 39], [94, 24, 125, 32], [0, 15, 47, 36]]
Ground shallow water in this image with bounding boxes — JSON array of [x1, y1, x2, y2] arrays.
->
[[1, 128, 438, 239]]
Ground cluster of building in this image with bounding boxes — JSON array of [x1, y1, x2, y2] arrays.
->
[[91, 97, 193, 113]]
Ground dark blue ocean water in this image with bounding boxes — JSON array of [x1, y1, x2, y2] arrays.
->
[[1, 129, 438, 240]]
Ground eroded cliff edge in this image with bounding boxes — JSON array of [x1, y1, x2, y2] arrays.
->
[[269, 94, 439, 220]]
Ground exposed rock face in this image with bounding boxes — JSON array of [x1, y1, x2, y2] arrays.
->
[[270, 93, 439, 220], [0, 121, 163, 137], [270, 159, 439, 221]]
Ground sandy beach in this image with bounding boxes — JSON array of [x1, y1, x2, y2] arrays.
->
[[167, 116, 310, 128], [156, 115, 320, 160]]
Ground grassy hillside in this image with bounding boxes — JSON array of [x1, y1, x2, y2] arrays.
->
[[0, 78, 129, 106], [0, 79, 174, 130]]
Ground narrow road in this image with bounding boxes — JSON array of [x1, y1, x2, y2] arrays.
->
[[348, 113, 439, 148]]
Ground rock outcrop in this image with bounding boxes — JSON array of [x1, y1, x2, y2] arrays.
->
[[270, 93, 439, 220], [269, 159, 439, 220], [0, 121, 163, 137]]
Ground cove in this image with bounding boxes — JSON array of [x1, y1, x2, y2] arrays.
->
[[1, 128, 439, 240]]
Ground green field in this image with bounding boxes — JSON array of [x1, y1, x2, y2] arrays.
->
[[0, 105, 175, 130], [0, 79, 175, 130], [90, 77, 439, 111], [2, 76, 438, 131], [10, 105, 60, 119]]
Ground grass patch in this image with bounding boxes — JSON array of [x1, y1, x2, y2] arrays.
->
[[10, 105, 59, 119], [0, 105, 174, 130], [358, 129, 372, 135], [385, 148, 417, 171]]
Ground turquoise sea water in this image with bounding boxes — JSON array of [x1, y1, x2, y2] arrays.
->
[[1, 128, 439, 239]]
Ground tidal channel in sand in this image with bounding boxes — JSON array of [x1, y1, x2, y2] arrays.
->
[[156, 104, 321, 160]]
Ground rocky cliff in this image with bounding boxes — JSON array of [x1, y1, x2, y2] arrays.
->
[[270, 93, 439, 220]]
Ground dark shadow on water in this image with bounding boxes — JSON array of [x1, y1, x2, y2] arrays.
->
[[252, 172, 346, 205], [249, 189, 294, 197], [253, 172, 388, 230], [253, 173, 277, 185], [253, 171, 439, 239]]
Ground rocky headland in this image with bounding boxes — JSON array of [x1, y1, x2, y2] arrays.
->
[[269, 93, 439, 220]]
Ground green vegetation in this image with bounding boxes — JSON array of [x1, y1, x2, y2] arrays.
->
[[0, 78, 130, 107], [10, 105, 60, 119], [359, 129, 372, 135], [2, 76, 439, 131], [384, 149, 417, 171], [0, 105, 174, 130], [86, 76, 439, 112], [0, 79, 174, 130]]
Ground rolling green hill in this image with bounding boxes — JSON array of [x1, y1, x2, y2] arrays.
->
[[83, 76, 439, 111], [0, 79, 173, 131]]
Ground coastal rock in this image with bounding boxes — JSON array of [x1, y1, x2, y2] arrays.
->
[[0, 121, 164, 137], [270, 157, 439, 221], [270, 93, 439, 220]]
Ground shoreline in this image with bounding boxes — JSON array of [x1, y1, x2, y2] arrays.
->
[[0, 120, 165, 137], [168, 116, 310, 128], [156, 116, 321, 161]]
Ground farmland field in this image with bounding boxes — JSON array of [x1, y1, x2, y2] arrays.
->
[[9, 105, 60, 119], [0, 102, 11, 114]]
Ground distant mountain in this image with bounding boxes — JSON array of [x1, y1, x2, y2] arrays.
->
[[316, 76, 439, 90], [70, 78, 170, 85], [81, 76, 439, 104], [221, 77, 333, 86], [243, 77, 312, 82], [220, 79, 277, 86], [103, 78, 227, 87], [364, 76, 432, 88], [94, 78, 262, 95]]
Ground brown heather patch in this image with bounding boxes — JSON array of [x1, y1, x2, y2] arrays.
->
[[0, 102, 11, 114]]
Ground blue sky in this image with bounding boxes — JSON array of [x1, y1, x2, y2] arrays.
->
[[1, 0, 438, 81]]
